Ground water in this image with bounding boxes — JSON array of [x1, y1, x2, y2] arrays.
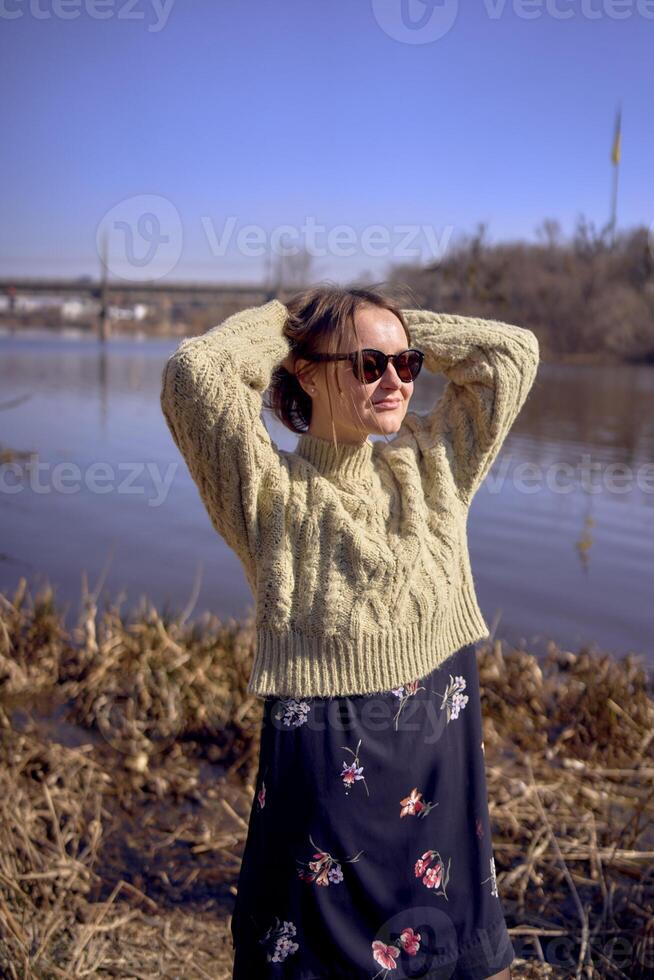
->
[[1, 329, 652, 665]]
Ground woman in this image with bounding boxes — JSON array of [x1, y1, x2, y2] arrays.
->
[[160, 283, 540, 979]]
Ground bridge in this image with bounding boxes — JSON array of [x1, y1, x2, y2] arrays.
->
[[0, 277, 281, 339], [0, 277, 276, 303]]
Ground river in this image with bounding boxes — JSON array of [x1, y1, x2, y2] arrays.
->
[[1, 329, 652, 665]]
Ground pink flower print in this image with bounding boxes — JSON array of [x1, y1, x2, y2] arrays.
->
[[371, 926, 421, 977], [372, 939, 400, 970], [314, 866, 331, 887], [423, 864, 442, 889], [256, 780, 266, 810], [341, 761, 364, 787], [398, 927, 421, 956], [414, 850, 432, 877], [400, 788, 424, 817], [296, 834, 363, 886], [475, 816, 484, 839], [391, 677, 426, 730], [339, 738, 370, 796], [413, 848, 451, 899], [400, 786, 438, 819]]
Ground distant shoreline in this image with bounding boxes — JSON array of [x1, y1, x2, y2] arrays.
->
[[2, 322, 653, 365]]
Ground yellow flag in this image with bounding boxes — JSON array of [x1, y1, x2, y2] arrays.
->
[[611, 107, 621, 166]]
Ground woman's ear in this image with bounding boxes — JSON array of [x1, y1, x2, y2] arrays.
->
[[295, 359, 318, 397]]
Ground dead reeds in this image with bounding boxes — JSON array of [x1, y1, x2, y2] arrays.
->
[[479, 639, 654, 978], [0, 576, 652, 977]]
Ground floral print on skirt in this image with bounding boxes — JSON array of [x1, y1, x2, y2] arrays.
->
[[230, 641, 515, 979]]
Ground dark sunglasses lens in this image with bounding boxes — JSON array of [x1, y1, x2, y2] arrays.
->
[[354, 350, 422, 383], [355, 350, 385, 383], [396, 351, 422, 381]]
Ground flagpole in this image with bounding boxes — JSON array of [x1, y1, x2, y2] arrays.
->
[[610, 147, 620, 249], [609, 103, 621, 249]]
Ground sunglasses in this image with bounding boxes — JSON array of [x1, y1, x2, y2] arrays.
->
[[306, 348, 424, 384]]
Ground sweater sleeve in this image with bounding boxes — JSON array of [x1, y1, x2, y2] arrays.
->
[[159, 299, 292, 579], [397, 309, 540, 508]]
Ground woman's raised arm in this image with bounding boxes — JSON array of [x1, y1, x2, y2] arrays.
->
[[160, 299, 292, 581], [397, 309, 540, 508]]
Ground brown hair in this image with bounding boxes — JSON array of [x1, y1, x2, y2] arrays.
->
[[266, 281, 411, 435]]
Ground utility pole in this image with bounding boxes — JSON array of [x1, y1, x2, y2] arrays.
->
[[7, 285, 16, 333], [98, 229, 110, 342], [263, 245, 275, 301]]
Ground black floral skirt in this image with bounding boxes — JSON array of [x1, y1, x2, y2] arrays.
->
[[230, 641, 515, 979]]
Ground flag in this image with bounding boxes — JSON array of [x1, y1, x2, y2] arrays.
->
[[611, 106, 622, 166]]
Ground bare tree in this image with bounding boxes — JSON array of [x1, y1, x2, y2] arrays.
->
[[270, 238, 315, 294], [535, 218, 563, 249]]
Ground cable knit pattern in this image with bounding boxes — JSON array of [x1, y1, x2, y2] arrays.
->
[[160, 299, 539, 698]]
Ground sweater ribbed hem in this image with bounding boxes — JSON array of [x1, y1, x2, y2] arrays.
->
[[246, 584, 490, 699]]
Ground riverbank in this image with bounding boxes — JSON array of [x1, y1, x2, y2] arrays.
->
[[0, 576, 652, 978]]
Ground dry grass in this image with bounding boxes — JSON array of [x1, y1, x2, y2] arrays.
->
[[478, 640, 654, 978], [0, 576, 652, 978]]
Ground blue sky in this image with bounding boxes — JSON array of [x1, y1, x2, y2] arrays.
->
[[1, 0, 651, 284]]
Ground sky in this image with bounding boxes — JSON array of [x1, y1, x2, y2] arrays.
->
[[1, 0, 652, 285]]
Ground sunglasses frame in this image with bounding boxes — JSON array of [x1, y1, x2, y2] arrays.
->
[[305, 347, 424, 384]]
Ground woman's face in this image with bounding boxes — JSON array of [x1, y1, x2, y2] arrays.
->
[[297, 303, 415, 444]]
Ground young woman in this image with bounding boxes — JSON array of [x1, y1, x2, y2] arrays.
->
[[160, 283, 540, 979]]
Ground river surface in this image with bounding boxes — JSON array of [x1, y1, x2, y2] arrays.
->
[[1, 329, 652, 665]]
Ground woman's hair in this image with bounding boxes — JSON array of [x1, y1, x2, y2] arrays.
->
[[266, 281, 410, 434]]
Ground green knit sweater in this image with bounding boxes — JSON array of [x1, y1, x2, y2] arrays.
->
[[160, 299, 539, 699]]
